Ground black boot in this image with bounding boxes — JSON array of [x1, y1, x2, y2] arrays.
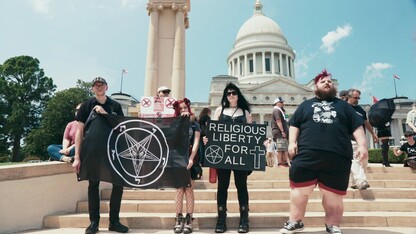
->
[[215, 206, 227, 233], [183, 213, 194, 234], [238, 205, 249, 233], [174, 213, 184, 233]]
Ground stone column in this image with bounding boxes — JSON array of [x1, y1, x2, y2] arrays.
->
[[291, 58, 295, 78], [253, 52, 257, 74], [279, 53, 283, 75], [144, 3, 159, 96], [286, 55, 290, 77], [244, 54, 248, 76], [237, 57, 241, 76], [171, 3, 186, 99], [271, 52, 275, 74], [231, 59, 235, 76], [262, 51, 266, 74], [260, 113, 264, 124]]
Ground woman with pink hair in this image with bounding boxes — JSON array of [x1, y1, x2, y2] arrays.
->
[[172, 98, 201, 234]]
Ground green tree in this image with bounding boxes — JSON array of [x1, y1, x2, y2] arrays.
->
[[23, 87, 90, 159], [76, 79, 93, 97], [0, 55, 56, 162]]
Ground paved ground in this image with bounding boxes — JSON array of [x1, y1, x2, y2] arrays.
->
[[14, 227, 416, 234]]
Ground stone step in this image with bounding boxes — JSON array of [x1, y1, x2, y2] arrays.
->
[[76, 199, 416, 213], [200, 168, 416, 181], [140, 179, 416, 189], [43, 165, 416, 231], [43, 211, 416, 229], [102, 187, 416, 200]]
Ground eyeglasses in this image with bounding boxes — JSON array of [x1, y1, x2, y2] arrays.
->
[[405, 135, 414, 137], [162, 90, 170, 94], [227, 91, 237, 96], [352, 97, 361, 100]]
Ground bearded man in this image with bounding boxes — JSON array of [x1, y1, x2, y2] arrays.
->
[[279, 70, 368, 234]]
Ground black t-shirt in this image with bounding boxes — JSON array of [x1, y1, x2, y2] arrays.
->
[[76, 96, 124, 123], [351, 105, 367, 128], [399, 142, 416, 157], [289, 97, 364, 158]]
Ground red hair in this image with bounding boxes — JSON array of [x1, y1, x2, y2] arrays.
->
[[173, 98, 193, 117], [314, 69, 331, 84]]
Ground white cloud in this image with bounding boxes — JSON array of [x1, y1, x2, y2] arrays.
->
[[356, 62, 392, 92], [294, 52, 317, 79], [320, 24, 352, 54], [26, 0, 51, 16]]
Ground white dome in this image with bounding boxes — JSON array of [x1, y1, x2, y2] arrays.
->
[[236, 15, 283, 40], [233, 2, 288, 49]]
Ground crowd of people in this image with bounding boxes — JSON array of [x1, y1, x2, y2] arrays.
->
[[49, 70, 415, 234]]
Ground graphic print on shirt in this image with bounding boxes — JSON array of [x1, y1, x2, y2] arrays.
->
[[312, 101, 338, 124], [406, 146, 416, 156]]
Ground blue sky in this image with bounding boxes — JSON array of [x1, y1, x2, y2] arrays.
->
[[1, 0, 415, 104]]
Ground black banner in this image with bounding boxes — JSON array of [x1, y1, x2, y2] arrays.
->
[[204, 120, 266, 171], [78, 112, 191, 189]]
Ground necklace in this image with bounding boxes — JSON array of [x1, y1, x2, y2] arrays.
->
[[231, 107, 239, 121]]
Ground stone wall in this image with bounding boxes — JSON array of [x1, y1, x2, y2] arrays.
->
[[0, 162, 111, 233]]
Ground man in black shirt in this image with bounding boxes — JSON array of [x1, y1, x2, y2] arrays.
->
[[73, 77, 129, 234], [393, 130, 416, 169], [279, 70, 367, 234], [347, 89, 378, 190]]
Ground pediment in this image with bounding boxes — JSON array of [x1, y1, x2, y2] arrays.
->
[[244, 77, 313, 95]]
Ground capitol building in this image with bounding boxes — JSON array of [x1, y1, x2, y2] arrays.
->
[[117, 0, 413, 148], [194, 0, 413, 147], [203, 0, 334, 135]]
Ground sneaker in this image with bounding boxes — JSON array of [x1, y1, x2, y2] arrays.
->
[[61, 156, 72, 163], [85, 222, 99, 234], [326, 224, 342, 233], [357, 180, 370, 190], [109, 221, 129, 233], [279, 220, 304, 233]]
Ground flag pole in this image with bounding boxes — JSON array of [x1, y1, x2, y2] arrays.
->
[[393, 76, 398, 97], [120, 69, 124, 93]]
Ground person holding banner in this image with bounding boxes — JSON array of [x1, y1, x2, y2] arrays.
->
[[207, 82, 252, 233], [280, 70, 367, 234], [157, 85, 171, 97], [73, 77, 129, 234], [172, 98, 201, 234]]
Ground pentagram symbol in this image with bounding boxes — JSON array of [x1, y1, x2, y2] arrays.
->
[[107, 119, 169, 188], [141, 98, 151, 107], [205, 145, 224, 164]]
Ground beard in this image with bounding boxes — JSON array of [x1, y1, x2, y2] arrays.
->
[[315, 86, 337, 100]]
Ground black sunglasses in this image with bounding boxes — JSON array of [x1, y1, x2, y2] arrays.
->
[[162, 90, 170, 94], [227, 91, 237, 96], [405, 134, 413, 137]]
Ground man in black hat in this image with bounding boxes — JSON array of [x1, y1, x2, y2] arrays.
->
[[393, 130, 416, 169], [73, 77, 129, 234]]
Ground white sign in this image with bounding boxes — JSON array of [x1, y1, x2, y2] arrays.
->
[[140, 96, 176, 118]]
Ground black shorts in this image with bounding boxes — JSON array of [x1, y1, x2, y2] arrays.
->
[[289, 149, 352, 195]]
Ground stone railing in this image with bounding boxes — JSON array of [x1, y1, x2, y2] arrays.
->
[[0, 162, 110, 233]]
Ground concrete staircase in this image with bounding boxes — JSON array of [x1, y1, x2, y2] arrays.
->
[[43, 166, 416, 230]]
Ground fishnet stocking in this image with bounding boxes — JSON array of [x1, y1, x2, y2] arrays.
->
[[175, 181, 195, 214]]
